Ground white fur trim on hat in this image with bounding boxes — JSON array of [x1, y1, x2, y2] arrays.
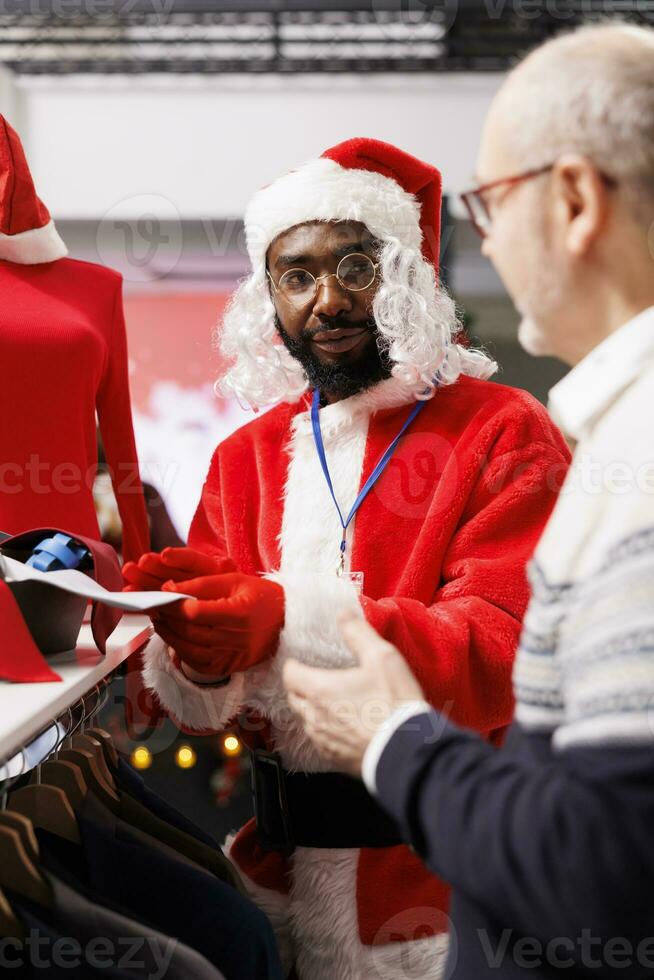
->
[[245, 157, 422, 269], [0, 219, 67, 265]]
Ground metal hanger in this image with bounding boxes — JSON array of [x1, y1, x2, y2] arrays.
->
[[85, 680, 119, 770], [70, 684, 119, 787], [55, 689, 120, 811], [33, 706, 87, 810]]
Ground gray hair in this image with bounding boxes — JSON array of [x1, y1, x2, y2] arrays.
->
[[501, 22, 654, 224]]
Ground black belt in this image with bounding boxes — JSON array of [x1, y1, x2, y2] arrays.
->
[[251, 750, 404, 854]]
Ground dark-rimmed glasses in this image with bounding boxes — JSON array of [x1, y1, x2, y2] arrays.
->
[[267, 252, 378, 307], [461, 162, 618, 238]]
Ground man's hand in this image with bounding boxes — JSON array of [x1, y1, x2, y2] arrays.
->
[[150, 572, 285, 677], [122, 547, 236, 593], [282, 612, 425, 778]]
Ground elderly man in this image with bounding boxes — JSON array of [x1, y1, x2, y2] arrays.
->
[[284, 22, 654, 980], [125, 138, 567, 979]]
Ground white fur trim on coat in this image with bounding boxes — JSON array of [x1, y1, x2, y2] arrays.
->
[[247, 390, 374, 770], [253, 569, 364, 773], [245, 156, 422, 270], [141, 634, 253, 732], [291, 845, 450, 980], [0, 219, 67, 264]]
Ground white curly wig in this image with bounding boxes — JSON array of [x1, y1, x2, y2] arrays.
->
[[216, 154, 496, 410]]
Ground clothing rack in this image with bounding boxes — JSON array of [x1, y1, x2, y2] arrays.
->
[[0, 615, 152, 781]]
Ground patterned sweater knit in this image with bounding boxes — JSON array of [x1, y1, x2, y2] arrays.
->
[[372, 306, 654, 979]]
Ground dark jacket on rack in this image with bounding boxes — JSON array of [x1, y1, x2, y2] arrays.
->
[[8, 870, 225, 979], [34, 791, 284, 980]]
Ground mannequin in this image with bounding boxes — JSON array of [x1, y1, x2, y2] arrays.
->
[[0, 114, 148, 562]]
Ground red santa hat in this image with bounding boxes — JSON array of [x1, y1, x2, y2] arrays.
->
[[245, 137, 442, 277], [0, 115, 67, 264]]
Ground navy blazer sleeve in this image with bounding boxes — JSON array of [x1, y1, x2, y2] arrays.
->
[[375, 711, 654, 947]]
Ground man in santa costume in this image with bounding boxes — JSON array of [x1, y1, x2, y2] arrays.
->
[[126, 138, 569, 979]]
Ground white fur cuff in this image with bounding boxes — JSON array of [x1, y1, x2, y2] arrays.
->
[[268, 570, 364, 669], [141, 634, 248, 732]]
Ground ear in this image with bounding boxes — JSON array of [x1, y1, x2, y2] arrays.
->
[[552, 154, 612, 257]]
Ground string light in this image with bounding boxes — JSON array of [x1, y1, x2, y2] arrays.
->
[[175, 744, 197, 769], [130, 746, 152, 770], [221, 734, 242, 758]]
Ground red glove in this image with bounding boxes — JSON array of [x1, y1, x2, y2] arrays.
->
[[150, 573, 285, 676], [122, 547, 236, 592]]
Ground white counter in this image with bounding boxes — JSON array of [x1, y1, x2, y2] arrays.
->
[[0, 614, 152, 767]]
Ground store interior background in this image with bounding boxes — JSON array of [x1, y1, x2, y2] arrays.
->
[[2, 0, 630, 838]]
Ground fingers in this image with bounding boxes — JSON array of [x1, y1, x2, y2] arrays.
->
[[123, 552, 183, 591], [153, 622, 209, 660], [282, 657, 334, 700], [152, 610, 250, 648], [160, 548, 236, 576], [151, 616, 216, 649], [153, 620, 234, 668], [162, 573, 241, 601], [138, 551, 174, 577], [338, 613, 391, 664], [287, 691, 313, 723], [123, 551, 238, 594], [123, 567, 171, 592], [162, 576, 251, 626], [165, 599, 249, 629]]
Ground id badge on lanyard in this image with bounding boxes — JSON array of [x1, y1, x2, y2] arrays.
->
[[310, 389, 427, 583]]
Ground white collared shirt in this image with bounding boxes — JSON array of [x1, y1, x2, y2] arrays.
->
[[548, 306, 654, 444]]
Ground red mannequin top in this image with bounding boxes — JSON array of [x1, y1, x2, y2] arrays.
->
[[0, 258, 149, 561], [0, 114, 149, 561]]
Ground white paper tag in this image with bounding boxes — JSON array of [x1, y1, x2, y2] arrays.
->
[[340, 571, 364, 596], [0, 551, 191, 612]]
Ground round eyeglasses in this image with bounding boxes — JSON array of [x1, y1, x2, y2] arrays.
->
[[267, 252, 378, 306]]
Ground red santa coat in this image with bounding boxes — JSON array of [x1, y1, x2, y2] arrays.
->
[[143, 372, 569, 979]]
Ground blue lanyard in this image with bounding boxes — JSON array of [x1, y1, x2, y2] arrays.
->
[[311, 388, 428, 575]]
